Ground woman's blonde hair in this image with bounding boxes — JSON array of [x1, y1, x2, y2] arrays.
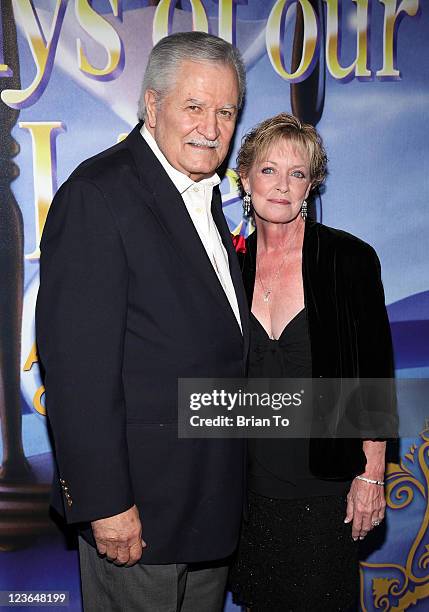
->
[[237, 113, 328, 192]]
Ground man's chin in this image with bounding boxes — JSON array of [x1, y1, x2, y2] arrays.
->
[[183, 162, 220, 180]]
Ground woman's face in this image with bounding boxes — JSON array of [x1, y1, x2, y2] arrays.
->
[[242, 140, 312, 225]]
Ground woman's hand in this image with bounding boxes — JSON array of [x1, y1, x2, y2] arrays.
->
[[344, 440, 386, 540], [344, 477, 386, 540]]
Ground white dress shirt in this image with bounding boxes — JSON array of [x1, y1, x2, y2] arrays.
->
[[141, 125, 242, 332]]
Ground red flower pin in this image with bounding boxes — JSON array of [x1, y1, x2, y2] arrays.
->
[[232, 234, 246, 254]]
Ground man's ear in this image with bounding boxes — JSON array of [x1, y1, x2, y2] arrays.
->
[[144, 90, 158, 128]]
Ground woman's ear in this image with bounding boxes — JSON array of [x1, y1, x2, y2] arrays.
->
[[240, 174, 250, 194], [304, 182, 313, 200]]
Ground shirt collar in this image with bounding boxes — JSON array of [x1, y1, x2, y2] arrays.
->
[[141, 124, 221, 195]]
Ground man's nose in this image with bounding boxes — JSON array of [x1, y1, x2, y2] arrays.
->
[[197, 111, 220, 141]]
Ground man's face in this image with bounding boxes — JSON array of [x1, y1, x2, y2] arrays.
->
[[144, 60, 239, 182]]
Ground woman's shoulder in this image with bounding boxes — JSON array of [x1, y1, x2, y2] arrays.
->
[[310, 221, 379, 263]]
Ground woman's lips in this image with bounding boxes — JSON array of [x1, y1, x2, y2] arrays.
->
[[267, 198, 291, 205]]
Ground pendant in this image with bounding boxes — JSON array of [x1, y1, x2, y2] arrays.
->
[[263, 291, 271, 302]]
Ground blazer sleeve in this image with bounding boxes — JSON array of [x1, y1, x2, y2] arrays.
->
[[346, 243, 398, 441], [36, 177, 134, 524]]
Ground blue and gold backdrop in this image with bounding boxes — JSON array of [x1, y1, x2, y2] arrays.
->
[[0, 1, 428, 610]]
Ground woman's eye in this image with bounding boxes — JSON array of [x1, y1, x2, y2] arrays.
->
[[261, 167, 274, 174], [292, 170, 305, 178]]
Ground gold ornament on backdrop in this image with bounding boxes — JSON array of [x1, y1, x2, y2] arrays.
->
[[360, 425, 429, 610]]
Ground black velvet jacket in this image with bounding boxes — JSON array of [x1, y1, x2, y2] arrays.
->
[[238, 220, 397, 480]]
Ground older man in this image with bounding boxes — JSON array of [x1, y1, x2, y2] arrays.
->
[[36, 32, 248, 611]]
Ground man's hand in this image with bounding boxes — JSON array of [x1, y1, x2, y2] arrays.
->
[[91, 504, 146, 566]]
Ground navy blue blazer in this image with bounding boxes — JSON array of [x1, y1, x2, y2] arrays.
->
[[36, 124, 249, 563]]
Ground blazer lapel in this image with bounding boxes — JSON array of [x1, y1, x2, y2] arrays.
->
[[211, 187, 249, 343], [125, 124, 246, 340]]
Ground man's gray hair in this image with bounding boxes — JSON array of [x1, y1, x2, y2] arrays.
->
[[137, 31, 246, 120]]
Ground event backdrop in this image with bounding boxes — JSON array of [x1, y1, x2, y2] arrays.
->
[[0, 1, 428, 610]]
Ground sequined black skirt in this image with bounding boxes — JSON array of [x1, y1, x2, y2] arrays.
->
[[229, 491, 359, 612]]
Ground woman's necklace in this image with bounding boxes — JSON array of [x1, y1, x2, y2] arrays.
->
[[256, 221, 301, 303], [257, 253, 287, 302]]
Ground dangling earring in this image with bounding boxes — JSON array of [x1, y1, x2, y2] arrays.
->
[[243, 192, 251, 217], [301, 200, 308, 220]]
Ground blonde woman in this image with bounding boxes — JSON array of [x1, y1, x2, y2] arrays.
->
[[230, 113, 396, 611]]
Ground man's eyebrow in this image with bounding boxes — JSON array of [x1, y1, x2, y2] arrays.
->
[[184, 98, 238, 110]]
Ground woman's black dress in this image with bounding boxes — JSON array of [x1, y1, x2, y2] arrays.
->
[[229, 311, 359, 611]]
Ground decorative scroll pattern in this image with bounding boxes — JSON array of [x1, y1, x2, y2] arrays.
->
[[360, 425, 429, 610]]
